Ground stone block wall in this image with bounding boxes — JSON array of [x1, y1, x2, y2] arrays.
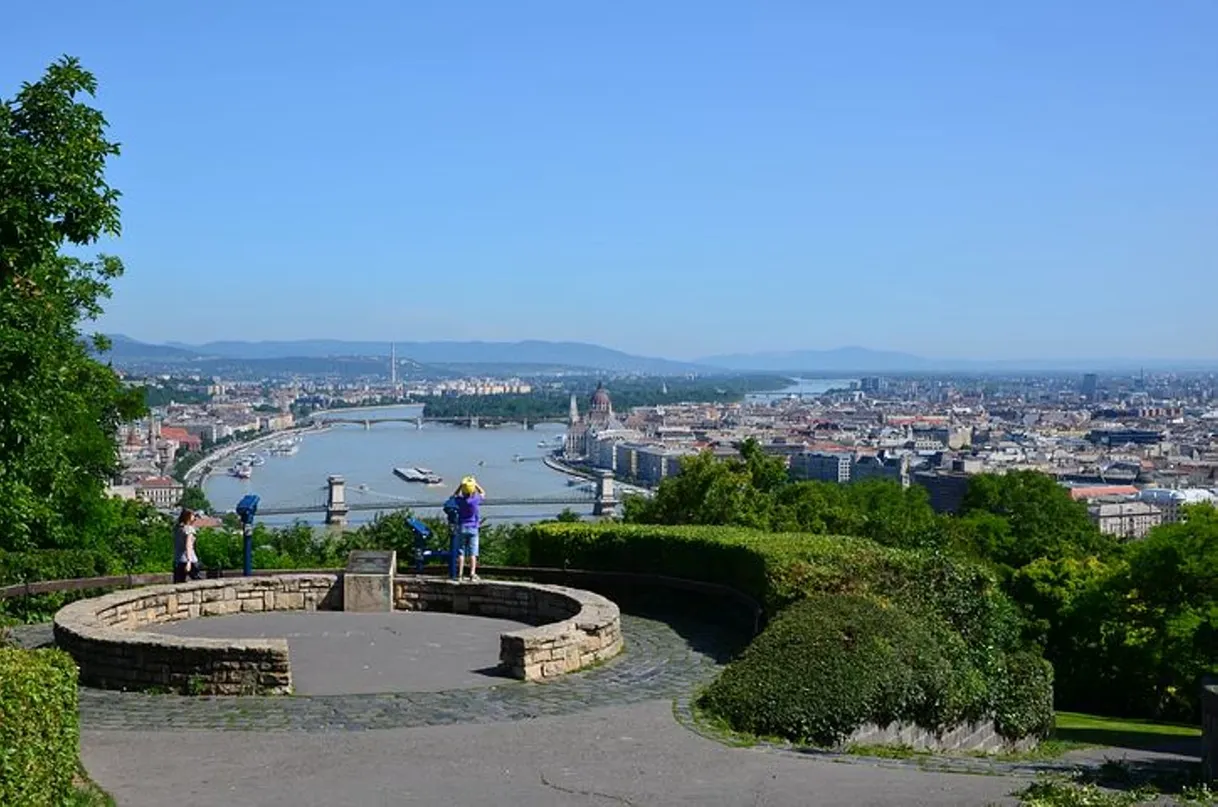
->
[[53, 575, 341, 695], [393, 577, 622, 681], [845, 719, 1038, 755]]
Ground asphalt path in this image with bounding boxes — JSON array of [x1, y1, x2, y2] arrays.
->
[[82, 701, 1029, 807]]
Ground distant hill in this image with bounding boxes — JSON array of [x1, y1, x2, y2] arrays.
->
[[698, 347, 1218, 373], [698, 346, 933, 373], [111, 337, 705, 374], [95, 334, 202, 362]]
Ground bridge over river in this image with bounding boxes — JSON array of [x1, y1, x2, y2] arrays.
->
[[309, 412, 566, 430], [254, 473, 619, 524]]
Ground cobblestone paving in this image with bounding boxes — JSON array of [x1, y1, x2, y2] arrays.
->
[[13, 614, 734, 733]]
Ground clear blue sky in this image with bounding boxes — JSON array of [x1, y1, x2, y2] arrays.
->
[[5, 1, 1216, 360]]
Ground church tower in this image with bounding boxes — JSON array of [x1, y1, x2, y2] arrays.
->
[[564, 394, 583, 459]]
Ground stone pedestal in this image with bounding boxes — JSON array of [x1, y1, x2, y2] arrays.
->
[[344, 550, 396, 612]]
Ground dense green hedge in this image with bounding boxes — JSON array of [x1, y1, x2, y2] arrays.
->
[[523, 523, 1050, 744], [0, 549, 115, 587], [0, 647, 80, 806], [698, 595, 989, 746], [524, 523, 1020, 663]]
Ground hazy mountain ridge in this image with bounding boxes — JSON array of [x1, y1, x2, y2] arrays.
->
[[698, 347, 1218, 373], [103, 336, 704, 374], [98, 336, 1218, 374]]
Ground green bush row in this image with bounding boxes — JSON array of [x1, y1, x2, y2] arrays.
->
[[0, 647, 81, 806], [0, 549, 115, 587], [524, 522, 1020, 663]]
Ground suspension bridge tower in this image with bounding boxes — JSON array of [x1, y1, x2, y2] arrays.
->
[[326, 474, 349, 527]]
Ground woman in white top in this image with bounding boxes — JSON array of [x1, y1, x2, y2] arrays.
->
[[173, 509, 201, 583]]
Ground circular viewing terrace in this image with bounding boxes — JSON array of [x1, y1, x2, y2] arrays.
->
[[51, 574, 622, 695]]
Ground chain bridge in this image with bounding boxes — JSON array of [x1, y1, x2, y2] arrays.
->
[[251, 473, 618, 524]]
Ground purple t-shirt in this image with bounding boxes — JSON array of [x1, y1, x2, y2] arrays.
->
[[457, 493, 483, 531]]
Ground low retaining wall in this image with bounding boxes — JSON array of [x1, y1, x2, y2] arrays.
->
[[393, 576, 622, 681], [53, 575, 341, 695], [844, 719, 1037, 755]]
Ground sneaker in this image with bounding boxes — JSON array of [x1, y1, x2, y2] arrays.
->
[[470, 574, 480, 582]]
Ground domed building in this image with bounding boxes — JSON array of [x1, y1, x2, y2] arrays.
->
[[589, 381, 613, 424], [564, 382, 625, 460]]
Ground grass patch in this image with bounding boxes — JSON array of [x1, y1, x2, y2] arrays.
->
[[1054, 711, 1200, 753], [1014, 776, 1151, 807], [64, 773, 116, 807], [844, 743, 928, 760]]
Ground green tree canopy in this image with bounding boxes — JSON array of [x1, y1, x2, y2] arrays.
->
[[624, 439, 943, 550], [0, 57, 144, 550], [959, 471, 1114, 570], [179, 486, 213, 514]]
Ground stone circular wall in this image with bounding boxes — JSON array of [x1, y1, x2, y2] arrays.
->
[[393, 576, 622, 681], [52, 573, 622, 695], [53, 575, 342, 695]]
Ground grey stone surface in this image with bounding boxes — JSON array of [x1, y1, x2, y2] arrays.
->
[[81, 701, 1031, 807], [145, 611, 528, 695], [396, 576, 623, 680], [73, 613, 725, 731], [344, 573, 393, 613]]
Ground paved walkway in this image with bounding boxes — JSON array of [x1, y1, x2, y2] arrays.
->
[[11, 609, 1197, 805], [81, 701, 1031, 807]]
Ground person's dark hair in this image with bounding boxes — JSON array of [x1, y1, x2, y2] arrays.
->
[[177, 509, 194, 526]]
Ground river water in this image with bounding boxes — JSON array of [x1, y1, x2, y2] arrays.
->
[[204, 380, 846, 526], [745, 377, 856, 402], [204, 405, 574, 526]]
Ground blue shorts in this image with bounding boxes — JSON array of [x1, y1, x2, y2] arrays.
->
[[455, 528, 479, 557]]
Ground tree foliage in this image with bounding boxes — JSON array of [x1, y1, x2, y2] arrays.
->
[[179, 486, 213, 514], [0, 57, 145, 551], [959, 471, 1115, 570], [625, 439, 942, 550]]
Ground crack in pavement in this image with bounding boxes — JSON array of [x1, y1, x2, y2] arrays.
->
[[538, 771, 639, 806]]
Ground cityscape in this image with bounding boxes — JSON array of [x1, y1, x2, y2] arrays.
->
[[5, 3, 1218, 806], [113, 354, 1218, 542]]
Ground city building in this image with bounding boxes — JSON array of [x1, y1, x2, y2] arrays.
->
[[1082, 373, 1099, 402], [1066, 484, 1140, 501], [912, 470, 973, 514], [564, 382, 629, 462], [851, 454, 908, 486], [790, 451, 852, 483], [1136, 488, 1217, 524], [134, 476, 184, 509], [1088, 500, 1162, 539]]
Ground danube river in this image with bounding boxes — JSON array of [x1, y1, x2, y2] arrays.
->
[[204, 378, 845, 526], [204, 405, 575, 526]]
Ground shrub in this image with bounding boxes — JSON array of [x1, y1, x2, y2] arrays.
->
[[0, 647, 80, 806], [698, 595, 989, 747], [993, 651, 1055, 740], [0, 549, 114, 586]]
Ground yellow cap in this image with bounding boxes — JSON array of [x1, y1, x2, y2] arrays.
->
[[460, 476, 477, 494]]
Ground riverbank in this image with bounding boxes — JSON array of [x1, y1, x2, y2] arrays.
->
[[543, 455, 654, 498], [183, 425, 329, 487]]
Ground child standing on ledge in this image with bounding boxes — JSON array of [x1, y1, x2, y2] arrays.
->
[[453, 476, 485, 581]]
